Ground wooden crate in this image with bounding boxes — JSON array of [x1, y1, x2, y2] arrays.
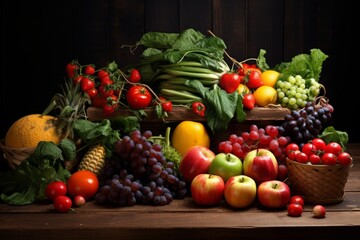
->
[[86, 106, 290, 152]]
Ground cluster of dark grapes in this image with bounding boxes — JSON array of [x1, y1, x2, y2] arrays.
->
[[278, 101, 333, 147], [218, 124, 290, 164], [94, 129, 187, 207]]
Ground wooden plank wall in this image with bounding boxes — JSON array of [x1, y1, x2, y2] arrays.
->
[[0, 0, 358, 142]]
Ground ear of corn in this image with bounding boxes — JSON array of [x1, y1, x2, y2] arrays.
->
[[78, 143, 106, 176]]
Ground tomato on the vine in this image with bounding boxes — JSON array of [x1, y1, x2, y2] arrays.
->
[[84, 65, 96, 76], [81, 77, 95, 92], [45, 181, 67, 202], [67, 170, 99, 200], [73, 75, 83, 85], [53, 195, 72, 213], [103, 95, 118, 116], [126, 86, 152, 109], [66, 62, 78, 79], [98, 84, 114, 98], [158, 97, 172, 112], [128, 69, 141, 83], [97, 69, 109, 80], [86, 88, 98, 99]]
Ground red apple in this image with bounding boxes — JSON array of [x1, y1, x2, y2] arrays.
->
[[190, 173, 225, 206], [179, 146, 216, 183], [243, 149, 278, 184], [224, 175, 257, 208], [257, 180, 291, 209], [208, 153, 243, 182]]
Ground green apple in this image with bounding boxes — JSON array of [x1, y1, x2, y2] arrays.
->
[[208, 153, 243, 182], [224, 175, 257, 208]]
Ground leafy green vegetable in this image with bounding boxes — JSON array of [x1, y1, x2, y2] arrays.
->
[[275, 48, 328, 82], [319, 126, 349, 150], [0, 141, 71, 205], [58, 138, 77, 161], [186, 80, 238, 133]]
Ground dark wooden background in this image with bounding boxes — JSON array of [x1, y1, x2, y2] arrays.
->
[[0, 0, 358, 142]]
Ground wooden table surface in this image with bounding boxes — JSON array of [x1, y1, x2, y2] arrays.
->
[[1, 143, 360, 240]]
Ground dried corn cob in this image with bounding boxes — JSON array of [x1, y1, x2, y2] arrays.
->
[[78, 143, 106, 176]]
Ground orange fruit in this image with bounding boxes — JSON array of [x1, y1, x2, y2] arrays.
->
[[253, 86, 278, 107], [261, 70, 280, 87], [5, 114, 62, 148], [171, 121, 211, 156]]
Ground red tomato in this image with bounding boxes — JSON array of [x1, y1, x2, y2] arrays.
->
[[337, 152, 352, 166], [245, 68, 264, 89], [311, 138, 326, 151], [289, 195, 304, 207], [219, 73, 241, 93], [84, 65, 96, 75], [97, 69, 109, 80], [309, 153, 321, 164], [192, 102, 206, 117], [45, 181, 67, 201], [66, 62, 78, 79], [128, 69, 141, 83], [99, 84, 114, 98], [53, 195, 72, 213], [285, 143, 300, 157], [321, 152, 337, 165], [67, 170, 99, 200], [301, 143, 317, 157], [242, 93, 255, 110], [161, 100, 173, 112], [73, 75, 83, 85], [86, 88, 98, 98], [287, 203, 303, 217], [295, 151, 308, 163], [126, 86, 152, 109], [81, 77, 95, 92], [324, 142, 342, 156]]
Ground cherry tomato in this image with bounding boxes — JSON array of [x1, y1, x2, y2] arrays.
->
[[309, 153, 321, 164], [53, 195, 72, 213], [242, 93, 255, 110], [285, 143, 300, 157], [73, 75, 83, 85], [98, 84, 114, 98], [128, 69, 141, 83], [287, 203, 303, 217], [219, 72, 241, 93], [91, 95, 106, 107], [245, 68, 264, 89], [73, 195, 86, 207], [324, 142, 342, 156], [289, 195, 304, 207], [301, 143, 317, 157], [84, 65, 96, 75], [337, 152, 352, 166], [295, 151, 308, 163], [86, 88, 98, 98], [67, 170, 99, 200], [97, 69, 109, 80], [321, 152, 337, 165], [45, 181, 67, 202], [66, 62, 78, 79], [126, 86, 152, 109], [159, 98, 173, 112], [81, 77, 95, 92], [311, 138, 326, 151]]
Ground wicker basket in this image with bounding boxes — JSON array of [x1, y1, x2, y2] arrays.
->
[[286, 158, 353, 204], [0, 139, 35, 169]]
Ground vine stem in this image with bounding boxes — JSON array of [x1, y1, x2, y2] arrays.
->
[[207, 30, 259, 69]]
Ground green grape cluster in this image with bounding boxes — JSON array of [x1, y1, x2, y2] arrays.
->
[[275, 75, 321, 110]]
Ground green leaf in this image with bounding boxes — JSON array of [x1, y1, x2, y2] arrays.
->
[[318, 126, 349, 150]]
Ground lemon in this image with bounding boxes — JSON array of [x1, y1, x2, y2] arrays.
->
[[253, 86, 278, 107], [261, 70, 280, 87], [5, 114, 62, 148], [171, 121, 211, 156]]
